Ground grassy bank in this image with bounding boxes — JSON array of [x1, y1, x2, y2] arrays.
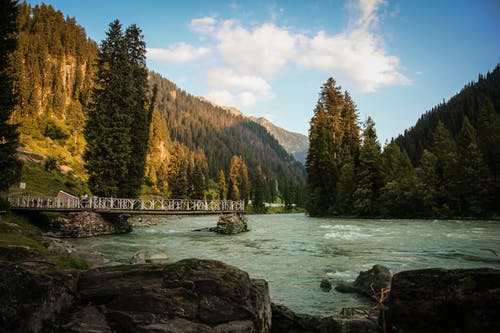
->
[[0, 212, 88, 269]]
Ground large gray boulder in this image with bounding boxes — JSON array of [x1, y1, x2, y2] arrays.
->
[[74, 258, 271, 332], [335, 264, 392, 298], [387, 268, 500, 333], [215, 213, 248, 234], [0, 263, 77, 333]]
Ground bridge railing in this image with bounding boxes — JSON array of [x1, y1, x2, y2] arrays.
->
[[7, 195, 245, 213]]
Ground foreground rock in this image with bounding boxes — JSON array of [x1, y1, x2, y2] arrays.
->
[[53, 211, 132, 237], [0, 263, 78, 332], [215, 213, 248, 234], [387, 268, 500, 333], [1, 258, 271, 332], [270, 303, 379, 333], [335, 264, 392, 298], [73, 258, 271, 332]]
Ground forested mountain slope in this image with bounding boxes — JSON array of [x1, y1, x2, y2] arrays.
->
[[396, 65, 500, 165], [10, 2, 306, 202], [251, 116, 309, 165]]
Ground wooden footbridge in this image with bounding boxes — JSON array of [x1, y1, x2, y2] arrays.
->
[[8, 195, 245, 215]]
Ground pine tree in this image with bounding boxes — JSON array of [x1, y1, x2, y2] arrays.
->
[[0, 0, 22, 193], [415, 149, 439, 216], [456, 117, 491, 215], [217, 169, 226, 200], [379, 140, 416, 216], [252, 164, 265, 212], [336, 156, 356, 214], [121, 25, 153, 197], [341, 91, 361, 161], [432, 121, 459, 215], [84, 20, 152, 197], [306, 102, 332, 216], [353, 117, 382, 216]]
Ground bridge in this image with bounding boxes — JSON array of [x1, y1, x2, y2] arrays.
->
[[8, 196, 245, 215]]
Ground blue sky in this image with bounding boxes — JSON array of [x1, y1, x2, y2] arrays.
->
[[28, 0, 500, 144]]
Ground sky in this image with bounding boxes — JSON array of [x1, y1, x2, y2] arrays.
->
[[27, 0, 500, 144]]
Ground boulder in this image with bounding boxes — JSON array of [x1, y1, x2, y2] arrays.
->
[[74, 258, 271, 332], [130, 249, 169, 264], [0, 263, 77, 333], [335, 264, 392, 298], [215, 213, 248, 234], [387, 268, 500, 333], [320, 278, 332, 291]]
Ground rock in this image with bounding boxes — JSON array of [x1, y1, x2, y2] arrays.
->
[[131, 249, 169, 264], [215, 213, 248, 234], [270, 303, 379, 333], [320, 278, 332, 291], [0, 263, 77, 333], [53, 211, 132, 237], [0, 244, 43, 262], [75, 258, 271, 332], [59, 305, 112, 332], [387, 268, 500, 333], [335, 264, 392, 298]]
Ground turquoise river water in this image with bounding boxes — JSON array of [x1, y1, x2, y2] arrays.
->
[[73, 214, 500, 316]]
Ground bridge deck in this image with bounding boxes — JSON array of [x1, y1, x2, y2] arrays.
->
[[8, 196, 245, 215]]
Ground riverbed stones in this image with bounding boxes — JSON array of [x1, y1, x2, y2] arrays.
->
[[130, 248, 169, 264], [215, 213, 248, 234], [335, 264, 392, 298], [53, 211, 132, 237], [387, 268, 500, 333]]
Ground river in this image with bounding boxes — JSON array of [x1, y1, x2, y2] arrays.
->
[[73, 214, 500, 316]]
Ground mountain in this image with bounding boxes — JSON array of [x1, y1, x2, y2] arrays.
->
[[250, 117, 309, 164], [9, 2, 306, 203], [396, 65, 500, 165]]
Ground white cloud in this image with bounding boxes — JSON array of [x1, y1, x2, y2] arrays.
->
[[147, 43, 210, 63], [189, 16, 216, 35], [296, 28, 409, 92], [206, 90, 234, 106], [215, 21, 297, 76], [356, 0, 386, 28], [205, 68, 274, 108], [206, 68, 272, 93]]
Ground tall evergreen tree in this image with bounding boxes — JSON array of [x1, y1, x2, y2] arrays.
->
[[336, 156, 356, 215], [456, 117, 491, 215], [341, 91, 361, 161], [306, 102, 332, 216], [0, 0, 22, 193], [353, 117, 382, 216], [252, 164, 265, 212], [432, 121, 459, 215], [415, 149, 439, 216], [379, 140, 416, 216], [121, 25, 152, 197], [84, 20, 152, 197]]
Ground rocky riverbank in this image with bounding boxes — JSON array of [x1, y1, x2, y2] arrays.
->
[[2, 256, 499, 332]]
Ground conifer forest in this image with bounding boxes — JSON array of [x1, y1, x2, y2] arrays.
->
[[1, 1, 499, 218]]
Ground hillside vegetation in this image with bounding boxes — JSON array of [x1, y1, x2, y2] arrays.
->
[[9, 2, 306, 204]]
